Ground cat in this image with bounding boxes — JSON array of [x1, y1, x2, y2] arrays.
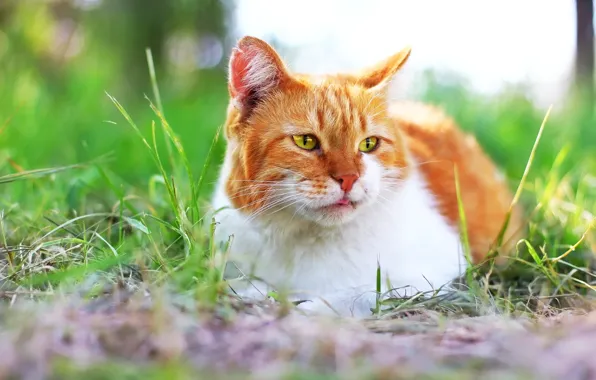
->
[[210, 36, 523, 318]]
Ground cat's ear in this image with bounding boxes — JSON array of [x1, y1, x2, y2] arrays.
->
[[355, 46, 412, 90], [228, 36, 290, 112]]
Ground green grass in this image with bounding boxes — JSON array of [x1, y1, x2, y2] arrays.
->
[[1, 52, 595, 377]]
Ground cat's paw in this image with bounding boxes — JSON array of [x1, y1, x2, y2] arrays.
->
[[293, 297, 341, 317], [227, 277, 272, 302], [292, 294, 375, 318]]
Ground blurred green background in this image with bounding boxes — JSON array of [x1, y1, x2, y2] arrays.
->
[[0, 0, 229, 184], [0, 0, 594, 214]]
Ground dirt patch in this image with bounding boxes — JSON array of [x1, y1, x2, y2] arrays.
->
[[1, 291, 596, 379]]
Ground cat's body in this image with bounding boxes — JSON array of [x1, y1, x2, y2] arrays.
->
[[210, 36, 522, 317], [212, 150, 465, 316]]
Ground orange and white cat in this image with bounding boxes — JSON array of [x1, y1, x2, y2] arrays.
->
[[211, 36, 521, 317]]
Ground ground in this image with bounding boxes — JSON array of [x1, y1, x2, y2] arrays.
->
[[1, 286, 595, 379]]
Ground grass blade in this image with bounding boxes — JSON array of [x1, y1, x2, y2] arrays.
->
[[495, 105, 553, 248], [0, 154, 112, 185]]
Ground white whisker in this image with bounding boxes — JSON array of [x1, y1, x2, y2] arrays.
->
[[244, 195, 303, 223]]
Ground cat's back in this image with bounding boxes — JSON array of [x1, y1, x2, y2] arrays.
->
[[388, 101, 523, 262]]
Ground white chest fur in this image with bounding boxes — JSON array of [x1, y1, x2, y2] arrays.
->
[[210, 165, 466, 318]]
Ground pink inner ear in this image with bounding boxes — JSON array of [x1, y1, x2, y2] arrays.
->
[[229, 47, 257, 99]]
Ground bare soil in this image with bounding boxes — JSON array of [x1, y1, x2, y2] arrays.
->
[[1, 289, 595, 379]]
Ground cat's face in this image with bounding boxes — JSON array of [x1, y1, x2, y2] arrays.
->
[[223, 37, 411, 226]]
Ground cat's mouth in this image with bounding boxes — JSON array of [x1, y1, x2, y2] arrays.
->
[[303, 195, 364, 225], [319, 196, 358, 212], [335, 197, 351, 206]]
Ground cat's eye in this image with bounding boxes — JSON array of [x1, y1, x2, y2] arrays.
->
[[292, 134, 318, 150], [358, 137, 378, 153]]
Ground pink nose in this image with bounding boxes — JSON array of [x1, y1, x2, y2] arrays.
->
[[333, 173, 359, 192]]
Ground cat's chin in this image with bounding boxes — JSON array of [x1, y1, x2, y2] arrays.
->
[[303, 201, 363, 227]]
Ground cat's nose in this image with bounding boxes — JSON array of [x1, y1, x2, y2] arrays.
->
[[332, 173, 359, 193]]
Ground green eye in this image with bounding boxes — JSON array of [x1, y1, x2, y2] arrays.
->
[[293, 134, 318, 150], [358, 136, 378, 152]]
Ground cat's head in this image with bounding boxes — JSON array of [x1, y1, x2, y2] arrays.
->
[[222, 36, 411, 226]]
